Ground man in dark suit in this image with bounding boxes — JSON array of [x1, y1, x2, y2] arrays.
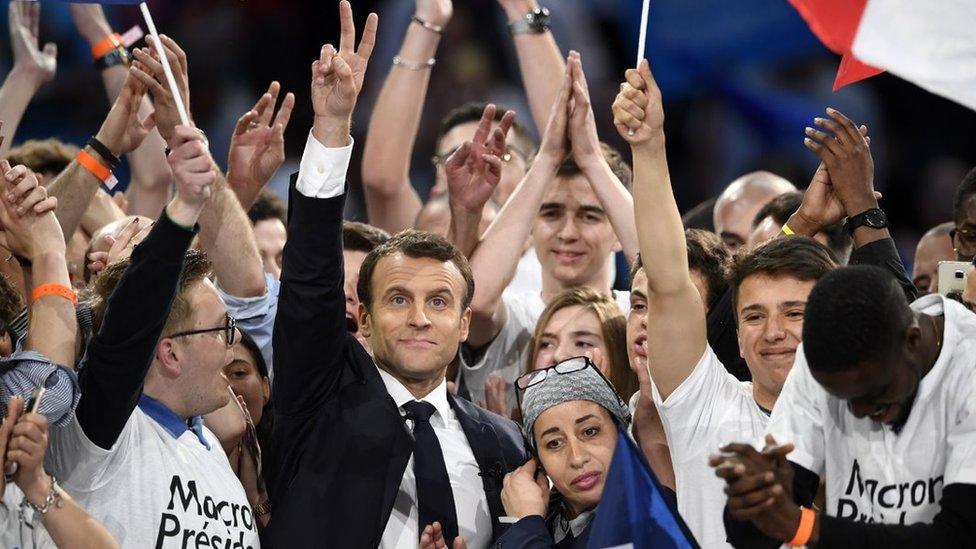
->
[[267, 3, 529, 547]]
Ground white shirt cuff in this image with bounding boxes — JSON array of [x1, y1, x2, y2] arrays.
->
[[296, 131, 353, 199]]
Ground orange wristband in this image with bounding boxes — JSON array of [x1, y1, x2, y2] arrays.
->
[[788, 507, 816, 547], [91, 33, 123, 60], [77, 150, 111, 182], [31, 284, 78, 305]]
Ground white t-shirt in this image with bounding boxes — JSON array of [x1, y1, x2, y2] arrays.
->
[[47, 398, 260, 548], [768, 293, 976, 526], [652, 345, 769, 549], [0, 484, 56, 548], [459, 290, 630, 412], [505, 250, 543, 296]]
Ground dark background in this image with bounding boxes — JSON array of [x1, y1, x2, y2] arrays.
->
[[5, 0, 976, 270]]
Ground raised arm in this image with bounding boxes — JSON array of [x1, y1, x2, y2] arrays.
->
[[0, 1, 56, 159], [0, 161, 74, 367], [568, 52, 638, 264], [360, 0, 451, 233], [69, 3, 173, 219], [466, 62, 570, 347], [613, 60, 705, 401], [46, 69, 153, 240], [274, 1, 377, 418], [496, 0, 566, 134], [77, 126, 213, 450], [445, 104, 514, 257], [133, 36, 266, 298]]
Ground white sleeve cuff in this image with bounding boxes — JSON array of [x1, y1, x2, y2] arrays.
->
[[296, 131, 354, 199]]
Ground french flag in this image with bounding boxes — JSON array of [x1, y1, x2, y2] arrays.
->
[[790, 0, 976, 110]]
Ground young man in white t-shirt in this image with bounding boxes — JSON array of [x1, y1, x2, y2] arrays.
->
[[613, 63, 918, 547], [718, 266, 976, 547], [47, 128, 260, 548], [456, 54, 637, 412]]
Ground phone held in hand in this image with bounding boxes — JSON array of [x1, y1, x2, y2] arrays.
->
[[937, 261, 973, 296], [4, 386, 46, 481]]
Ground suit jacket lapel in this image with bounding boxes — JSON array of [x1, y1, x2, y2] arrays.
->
[[449, 394, 507, 523]]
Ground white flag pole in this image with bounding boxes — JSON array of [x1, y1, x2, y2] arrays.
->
[[629, 0, 651, 136], [139, 2, 189, 127], [636, 0, 650, 68]]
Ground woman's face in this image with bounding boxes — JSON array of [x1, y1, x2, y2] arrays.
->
[[534, 400, 618, 517], [223, 342, 270, 424], [533, 305, 610, 375]]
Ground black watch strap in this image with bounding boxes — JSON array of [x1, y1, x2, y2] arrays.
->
[[844, 207, 888, 235], [94, 47, 131, 71], [508, 7, 551, 34]]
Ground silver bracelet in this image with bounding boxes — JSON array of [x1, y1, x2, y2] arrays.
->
[[20, 476, 64, 516], [411, 15, 444, 34], [393, 55, 436, 71]]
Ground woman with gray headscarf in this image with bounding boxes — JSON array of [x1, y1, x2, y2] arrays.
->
[[494, 356, 632, 548]]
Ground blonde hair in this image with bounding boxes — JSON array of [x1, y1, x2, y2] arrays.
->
[[527, 287, 637, 399]]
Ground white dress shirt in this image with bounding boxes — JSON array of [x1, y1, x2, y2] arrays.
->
[[296, 132, 492, 548], [377, 369, 492, 549]]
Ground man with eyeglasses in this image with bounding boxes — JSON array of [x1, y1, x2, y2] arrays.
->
[[950, 167, 976, 261], [47, 127, 260, 548]]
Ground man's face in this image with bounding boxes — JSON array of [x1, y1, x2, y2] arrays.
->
[[533, 174, 618, 288], [627, 270, 649, 368], [344, 249, 369, 346], [954, 195, 976, 261], [254, 218, 286, 280], [812, 351, 919, 426], [736, 274, 816, 402], [913, 232, 955, 294], [173, 280, 236, 416], [435, 120, 529, 204], [359, 254, 471, 383]]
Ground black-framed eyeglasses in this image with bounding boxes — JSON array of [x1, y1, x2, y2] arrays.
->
[[431, 144, 530, 168], [514, 356, 625, 412], [165, 314, 237, 347]]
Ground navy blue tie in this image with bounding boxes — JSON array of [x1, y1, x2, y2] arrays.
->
[[402, 400, 459, 543]]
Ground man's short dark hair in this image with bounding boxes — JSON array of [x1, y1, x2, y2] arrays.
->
[[752, 191, 852, 263], [343, 221, 391, 254], [952, 166, 976, 224], [556, 143, 632, 191], [730, 236, 838, 313], [248, 189, 286, 226], [803, 265, 913, 373], [628, 229, 731, 311], [357, 230, 475, 312], [437, 102, 535, 155], [682, 197, 717, 232]]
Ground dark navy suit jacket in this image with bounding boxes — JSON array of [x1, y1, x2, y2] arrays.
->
[[267, 176, 529, 548]]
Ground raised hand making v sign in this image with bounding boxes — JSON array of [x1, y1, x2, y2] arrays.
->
[[311, 0, 378, 148]]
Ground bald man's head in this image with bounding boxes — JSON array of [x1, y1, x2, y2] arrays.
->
[[713, 171, 796, 251], [913, 221, 955, 295]]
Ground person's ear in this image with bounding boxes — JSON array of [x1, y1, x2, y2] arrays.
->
[[358, 302, 371, 339], [261, 376, 271, 403], [155, 338, 183, 379], [459, 307, 472, 343]]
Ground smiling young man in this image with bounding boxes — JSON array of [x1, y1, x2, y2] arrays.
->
[[458, 54, 636, 412], [719, 266, 976, 548], [612, 61, 921, 547]]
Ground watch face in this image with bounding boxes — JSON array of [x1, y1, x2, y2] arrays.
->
[[865, 209, 888, 227]]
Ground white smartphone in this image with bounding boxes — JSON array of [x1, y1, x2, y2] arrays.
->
[[937, 261, 973, 296]]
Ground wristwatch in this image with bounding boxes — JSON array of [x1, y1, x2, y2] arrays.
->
[[94, 47, 131, 71], [509, 7, 551, 35], [844, 207, 888, 235]]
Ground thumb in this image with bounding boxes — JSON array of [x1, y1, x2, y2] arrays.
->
[[638, 59, 657, 92], [43, 42, 57, 59], [453, 537, 468, 549], [522, 458, 537, 477], [445, 142, 471, 172], [333, 56, 355, 96]]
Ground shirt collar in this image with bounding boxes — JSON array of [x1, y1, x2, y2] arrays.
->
[[376, 366, 452, 424], [138, 394, 211, 449], [553, 508, 594, 543]]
